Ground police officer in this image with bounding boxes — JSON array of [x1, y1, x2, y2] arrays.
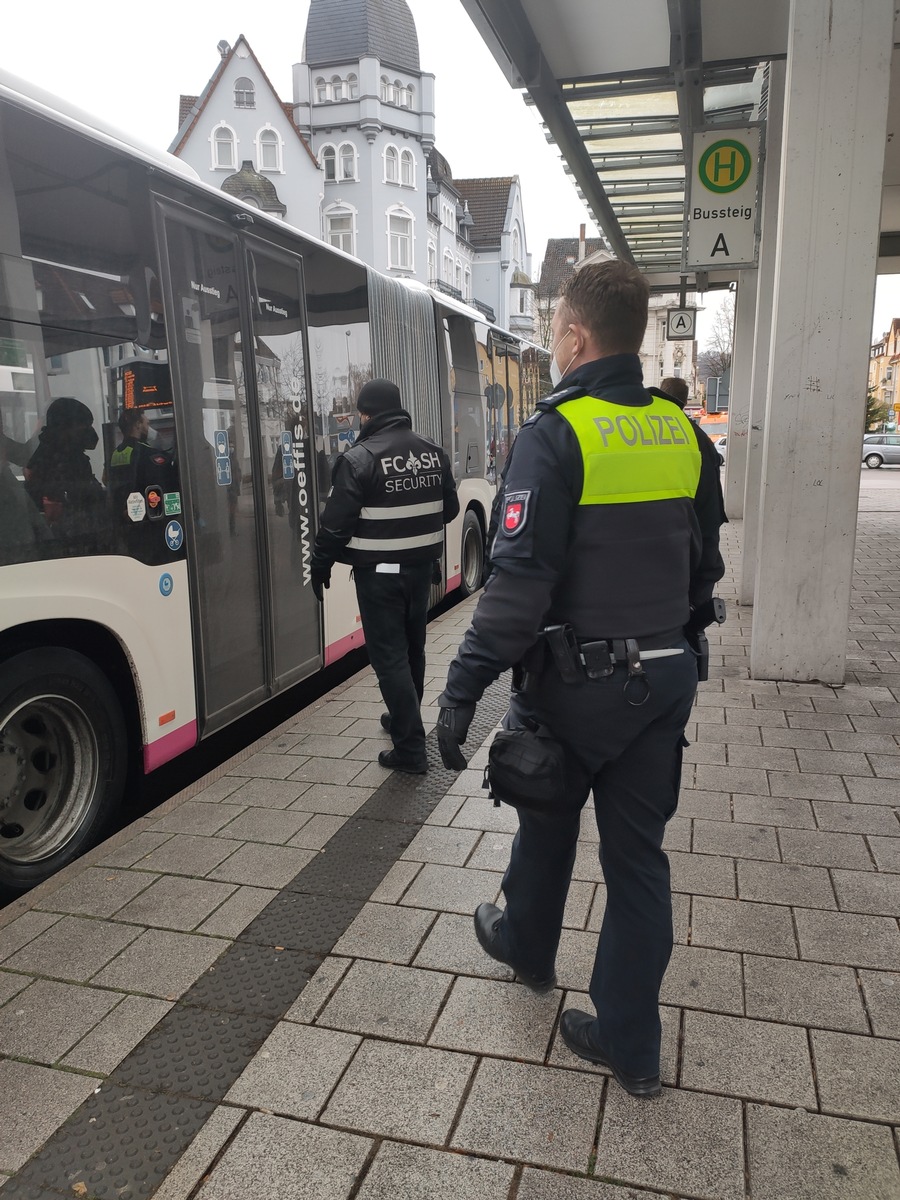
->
[[311, 379, 459, 774], [436, 260, 724, 1097]]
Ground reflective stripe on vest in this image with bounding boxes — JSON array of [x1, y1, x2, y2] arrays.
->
[[556, 394, 701, 504]]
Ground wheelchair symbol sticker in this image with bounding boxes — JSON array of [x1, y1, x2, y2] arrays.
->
[[159, 573, 174, 597], [165, 521, 184, 552]]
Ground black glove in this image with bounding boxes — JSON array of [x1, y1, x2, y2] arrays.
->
[[311, 568, 331, 602], [436, 702, 476, 770]]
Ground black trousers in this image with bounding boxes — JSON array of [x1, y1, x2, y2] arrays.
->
[[497, 642, 697, 1078], [354, 562, 432, 763]]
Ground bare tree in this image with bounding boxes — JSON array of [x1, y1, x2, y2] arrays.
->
[[697, 291, 735, 382], [534, 276, 555, 351]]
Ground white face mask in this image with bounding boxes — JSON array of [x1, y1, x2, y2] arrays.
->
[[549, 328, 575, 388]]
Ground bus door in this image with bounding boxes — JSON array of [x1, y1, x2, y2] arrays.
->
[[242, 239, 321, 690], [154, 204, 320, 735]]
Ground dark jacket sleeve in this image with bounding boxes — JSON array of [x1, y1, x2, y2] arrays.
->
[[441, 452, 460, 525], [310, 452, 366, 573], [689, 424, 727, 608], [441, 415, 577, 705]]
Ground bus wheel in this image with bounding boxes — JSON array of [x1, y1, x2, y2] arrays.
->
[[460, 510, 485, 597], [0, 649, 126, 897]]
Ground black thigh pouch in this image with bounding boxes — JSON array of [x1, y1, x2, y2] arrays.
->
[[484, 723, 583, 813]]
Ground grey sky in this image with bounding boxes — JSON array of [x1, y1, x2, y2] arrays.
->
[[2, 0, 897, 345]]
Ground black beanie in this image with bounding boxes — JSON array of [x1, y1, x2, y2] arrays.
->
[[357, 379, 402, 416]]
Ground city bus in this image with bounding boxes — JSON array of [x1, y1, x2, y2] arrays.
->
[[0, 71, 548, 895]]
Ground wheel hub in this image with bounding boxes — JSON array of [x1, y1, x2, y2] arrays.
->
[[0, 695, 98, 864]]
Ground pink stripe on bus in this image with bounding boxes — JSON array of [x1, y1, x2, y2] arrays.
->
[[325, 627, 367, 666], [143, 719, 199, 773]]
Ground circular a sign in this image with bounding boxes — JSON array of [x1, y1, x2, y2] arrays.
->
[[159, 573, 174, 597], [698, 139, 753, 194]]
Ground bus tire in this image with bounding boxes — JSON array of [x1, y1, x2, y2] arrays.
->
[[459, 509, 485, 598], [0, 648, 127, 897]]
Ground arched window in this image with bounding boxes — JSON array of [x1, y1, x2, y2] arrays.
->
[[316, 77, 329, 103], [234, 77, 255, 109], [380, 76, 390, 102], [331, 74, 345, 101], [213, 124, 237, 169], [339, 143, 357, 181], [347, 73, 359, 99], [392, 79, 402, 105], [384, 145, 399, 183], [258, 128, 282, 172], [456, 261, 463, 292], [400, 149, 415, 187], [512, 228, 521, 263], [464, 266, 472, 300], [402, 85, 414, 108], [442, 249, 454, 284], [325, 203, 356, 255], [427, 242, 437, 282], [388, 207, 414, 270], [320, 144, 336, 181]]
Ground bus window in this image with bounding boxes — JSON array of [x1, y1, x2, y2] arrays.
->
[[0, 102, 180, 567], [445, 314, 484, 478]]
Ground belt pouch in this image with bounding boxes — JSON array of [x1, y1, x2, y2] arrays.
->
[[483, 724, 570, 813], [581, 641, 613, 679]]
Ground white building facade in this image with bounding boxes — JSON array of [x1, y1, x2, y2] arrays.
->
[[170, 1, 534, 335]]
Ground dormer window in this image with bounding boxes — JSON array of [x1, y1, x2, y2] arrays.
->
[[234, 77, 255, 109]]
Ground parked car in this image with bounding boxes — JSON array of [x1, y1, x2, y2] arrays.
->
[[862, 434, 900, 467], [713, 435, 726, 466]]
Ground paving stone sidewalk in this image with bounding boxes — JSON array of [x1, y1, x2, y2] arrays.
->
[[0, 510, 898, 1199]]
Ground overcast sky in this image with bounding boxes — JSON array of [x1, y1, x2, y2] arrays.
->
[[3, 0, 898, 347]]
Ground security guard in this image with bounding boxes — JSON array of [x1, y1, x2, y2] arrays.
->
[[311, 379, 459, 774], [436, 260, 724, 1097]]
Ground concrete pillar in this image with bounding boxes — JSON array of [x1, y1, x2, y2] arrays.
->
[[750, 0, 893, 682], [723, 271, 757, 518], [739, 61, 785, 605]]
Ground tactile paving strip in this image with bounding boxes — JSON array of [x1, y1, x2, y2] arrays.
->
[[111, 1005, 273, 1100], [6, 675, 511, 1196], [239, 891, 365, 953], [182, 941, 321, 1018], [3, 1085, 215, 1199]]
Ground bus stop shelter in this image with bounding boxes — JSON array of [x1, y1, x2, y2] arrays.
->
[[460, 0, 899, 685]]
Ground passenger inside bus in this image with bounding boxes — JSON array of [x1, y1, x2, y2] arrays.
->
[[0, 414, 54, 564], [23, 396, 108, 556]]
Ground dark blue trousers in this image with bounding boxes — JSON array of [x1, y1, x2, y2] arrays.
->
[[354, 562, 432, 764], [497, 643, 697, 1078]]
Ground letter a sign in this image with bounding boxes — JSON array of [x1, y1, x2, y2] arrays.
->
[[687, 128, 761, 269], [667, 309, 696, 341]]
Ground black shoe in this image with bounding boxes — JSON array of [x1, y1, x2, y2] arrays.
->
[[473, 902, 556, 995], [380, 713, 391, 733], [378, 749, 428, 775], [559, 1009, 661, 1098]]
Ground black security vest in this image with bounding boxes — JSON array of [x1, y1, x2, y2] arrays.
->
[[344, 419, 448, 567]]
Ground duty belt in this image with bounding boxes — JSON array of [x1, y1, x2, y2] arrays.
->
[[542, 624, 684, 707]]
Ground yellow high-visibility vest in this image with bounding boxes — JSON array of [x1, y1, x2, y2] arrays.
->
[[555, 393, 701, 505]]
